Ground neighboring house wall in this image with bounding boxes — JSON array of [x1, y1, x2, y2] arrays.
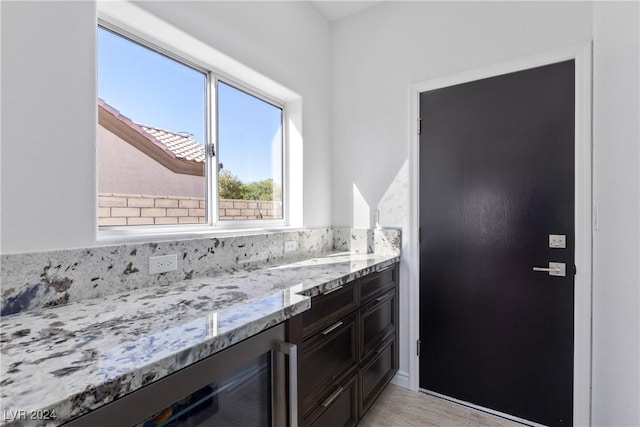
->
[[98, 125, 204, 198], [97, 123, 283, 225]]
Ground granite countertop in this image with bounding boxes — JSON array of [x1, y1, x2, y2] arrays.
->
[[0, 251, 399, 426]]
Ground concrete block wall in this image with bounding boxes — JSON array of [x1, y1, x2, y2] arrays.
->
[[98, 193, 205, 226], [218, 199, 282, 220], [98, 193, 282, 225]]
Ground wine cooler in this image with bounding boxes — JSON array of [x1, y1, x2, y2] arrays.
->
[[65, 323, 297, 427]]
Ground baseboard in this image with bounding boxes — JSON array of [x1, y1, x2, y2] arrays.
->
[[391, 370, 410, 389]]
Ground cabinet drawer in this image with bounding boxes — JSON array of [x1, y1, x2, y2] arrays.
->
[[360, 336, 396, 416], [360, 266, 395, 305], [301, 313, 358, 413], [359, 289, 395, 362], [304, 374, 358, 427], [302, 282, 358, 338]]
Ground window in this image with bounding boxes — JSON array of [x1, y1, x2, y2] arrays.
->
[[97, 24, 285, 230], [217, 82, 284, 221]]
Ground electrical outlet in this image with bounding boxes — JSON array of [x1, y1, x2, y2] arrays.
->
[[284, 241, 298, 252], [149, 254, 177, 274]]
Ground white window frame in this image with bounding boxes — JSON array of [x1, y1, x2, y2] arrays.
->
[[212, 77, 287, 230], [96, 3, 300, 244]]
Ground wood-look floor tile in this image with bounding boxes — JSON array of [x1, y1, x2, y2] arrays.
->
[[360, 384, 529, 427], [468, 410, 528, 427], [359, 384, 472, 427]]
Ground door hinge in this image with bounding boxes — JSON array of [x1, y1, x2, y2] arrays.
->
[[208, 144, 216, 157], [417, 118, 422, 135], [417, 339, 422, 357]]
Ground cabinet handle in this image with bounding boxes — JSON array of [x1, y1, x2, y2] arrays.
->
[[375, 293, 393, 303], [322, 285, 344, 296], [321, 386, 345, 408], [276, 341, 298, 427], [321, 321, 344, 335], [374, 336, 394, 356]]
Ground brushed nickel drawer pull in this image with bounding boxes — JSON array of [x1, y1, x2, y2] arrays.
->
[[322, 285, 344, 296], [321, 386, 345, 408], [375, 339, 393, 356], [375, 293, 393, 303], [321, 321, 344, 335]]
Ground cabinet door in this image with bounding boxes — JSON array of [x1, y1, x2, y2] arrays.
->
[[301, 313, 358, 414], [359, 336, 396, 417], [359, 289, 395, 362], [302, 282, 358, 339], [305, 374, 358, 427], [360, 266, 395, 305]]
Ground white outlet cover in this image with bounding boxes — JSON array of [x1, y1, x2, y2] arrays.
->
[[149, 254, 177, 274], [284, 241, 298, 252]]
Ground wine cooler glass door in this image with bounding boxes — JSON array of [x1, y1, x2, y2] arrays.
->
[[137, 353, 271, 427]]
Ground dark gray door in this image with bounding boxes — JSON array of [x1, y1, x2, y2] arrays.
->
[[419, 60, 575, 426]]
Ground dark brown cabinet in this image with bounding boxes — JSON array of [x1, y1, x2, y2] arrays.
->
[[301, 312, 358, 411], [289, 263, 399, 427], [360, 335, 396, 415], [359, 288, 395, 362], [301, 281, 358, 338], [305, 374, 359, 427]]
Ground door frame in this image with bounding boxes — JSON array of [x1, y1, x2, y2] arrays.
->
[[407, 43, 593, 426]]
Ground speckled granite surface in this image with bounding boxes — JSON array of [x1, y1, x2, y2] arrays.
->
[[0, 250, 400, 426], [0, 228, 334, 316], [1, 227, 400, 316]]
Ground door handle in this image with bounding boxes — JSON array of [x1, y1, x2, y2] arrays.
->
[[532, 262, 566, 277]]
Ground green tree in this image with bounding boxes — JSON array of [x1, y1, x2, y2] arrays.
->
[[245, 178, 274, 201], [219, 171, 247, 200], [219, 170, 281, 201]]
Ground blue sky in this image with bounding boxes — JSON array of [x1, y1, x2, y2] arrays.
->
[[97, 27, 281, 183]]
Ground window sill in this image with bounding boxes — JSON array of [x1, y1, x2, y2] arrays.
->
[[96, 222, 297, 246]]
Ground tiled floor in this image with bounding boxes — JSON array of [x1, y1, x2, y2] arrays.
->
[[360, 384, 528, 427]]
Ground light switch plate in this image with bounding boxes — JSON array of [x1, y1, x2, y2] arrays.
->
[[549, 234, 567, 248]]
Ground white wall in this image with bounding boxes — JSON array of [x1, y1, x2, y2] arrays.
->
[[332, 0, 594, 396], [592, 2, 640, 426], [332, 1, 640, 424], [1, 1, 97, 254], [134, 1, 333, 230], [0, 0, 332, 254]]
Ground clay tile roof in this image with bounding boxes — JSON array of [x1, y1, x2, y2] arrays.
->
[[97, 98, 205, 164], [141, 126, 205, 163]]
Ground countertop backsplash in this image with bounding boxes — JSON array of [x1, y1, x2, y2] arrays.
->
[[1, 227, 400, 316]]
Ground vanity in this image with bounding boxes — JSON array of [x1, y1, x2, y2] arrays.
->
[[0, 229, 400, 427]]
